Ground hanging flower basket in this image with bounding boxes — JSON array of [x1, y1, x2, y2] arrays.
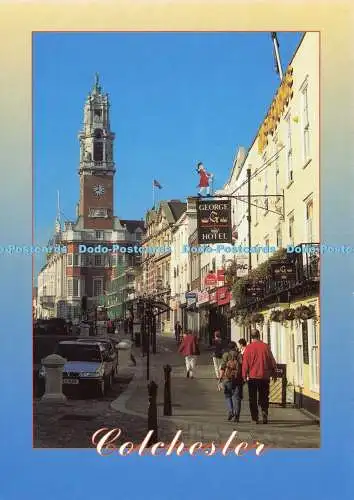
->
[[270, 309, 284, 323], [283, 308, 295, 321], [294, 305, 317, 321], [251, 312, 265, 324]]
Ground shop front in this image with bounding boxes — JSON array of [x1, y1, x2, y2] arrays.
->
[[216, 286, 232, 343], [197, 289, 209, 344]]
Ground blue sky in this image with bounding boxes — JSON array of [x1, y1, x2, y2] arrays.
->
[[34, 31, 303, 274]]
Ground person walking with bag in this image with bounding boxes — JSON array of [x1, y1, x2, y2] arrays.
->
[[178, 330, 200, 378], [218, 341, 244, 422], [242, 329, 277, 424]]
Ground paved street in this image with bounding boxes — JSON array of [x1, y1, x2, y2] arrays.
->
[[113, 336, 320, 449], [34, 336, 320, 449], [33, 365, 176, 448]]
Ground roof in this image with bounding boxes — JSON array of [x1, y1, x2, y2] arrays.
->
[[167, 200, 187, 222], [120, 219, 146, 234], [247, 31, 307, 154]]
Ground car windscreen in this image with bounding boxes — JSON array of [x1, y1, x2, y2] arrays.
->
[[57, 344, 102, 362]]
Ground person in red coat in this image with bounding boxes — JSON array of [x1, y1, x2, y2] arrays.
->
[[242, 329, 277, 424], [196, 162, 213, 197], [178, 330, 200, 378]]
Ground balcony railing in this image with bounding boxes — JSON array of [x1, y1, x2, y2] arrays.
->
[[39, 295, 55, 306], [238, 243, 320, 308]]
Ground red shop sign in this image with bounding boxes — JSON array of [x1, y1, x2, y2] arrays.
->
[[217, 269, 225, 283], [209, 291, 217, 304], [217, 286, 231, 306], [204, 272, 217, 286]]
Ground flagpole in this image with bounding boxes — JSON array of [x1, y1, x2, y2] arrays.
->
[[271, 32, 283, 80], [153, 182, 155, 209]]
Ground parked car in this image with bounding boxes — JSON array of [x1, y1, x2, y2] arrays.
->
[[39, 340, 116, 397], [77, 337, 119, 376]]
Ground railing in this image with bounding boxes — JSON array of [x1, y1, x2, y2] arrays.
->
[[239, 243, 320, 308], [39, 296, 55, 306]]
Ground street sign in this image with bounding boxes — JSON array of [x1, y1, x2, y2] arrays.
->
[[196, 199, 232, 244], [271, 261, 296, 280], [185, 292, 197, 299], [245, 280, 265, 297], [235, 257, 249, 278]]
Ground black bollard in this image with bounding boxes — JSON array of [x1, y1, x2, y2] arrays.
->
[[163, 364, 172, 416], [147, 380, 158, 446]]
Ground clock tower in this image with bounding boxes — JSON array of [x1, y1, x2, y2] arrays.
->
[[78, 73, 115, 229]]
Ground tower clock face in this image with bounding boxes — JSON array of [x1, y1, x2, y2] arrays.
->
[[93, 184, 105, 197]]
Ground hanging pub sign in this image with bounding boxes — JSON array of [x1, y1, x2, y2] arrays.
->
[[216, 286, 231, 306], [217, 269, 225, 283], [270, 261, 296, 281], [245, 280, 265, 297], [204, 272, 217, 286], [196, 199, 232, 244]]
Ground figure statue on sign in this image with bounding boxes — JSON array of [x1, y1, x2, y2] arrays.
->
[[196, 162, 213, 197]]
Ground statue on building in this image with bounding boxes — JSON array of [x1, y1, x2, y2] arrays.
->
[[196, 162, 213, 197]]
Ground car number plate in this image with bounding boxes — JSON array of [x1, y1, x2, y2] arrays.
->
[[63, 379, 79, 384]]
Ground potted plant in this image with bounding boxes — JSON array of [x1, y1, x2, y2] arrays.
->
[[270, 309, 283, 322], [283, 308, 295, 321], [251, 312, 264, 324]]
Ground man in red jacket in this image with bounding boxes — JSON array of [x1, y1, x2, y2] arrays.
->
[[178, 330, 200, 378], [242, 329, 277, 424]]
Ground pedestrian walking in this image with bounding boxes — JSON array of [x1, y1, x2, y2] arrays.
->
[[174, 321, 182, 344], [242, 329, 277, 424], [218, 341, 244, 422], [211, 330, 224, 379], [178, 330, 200, 378]]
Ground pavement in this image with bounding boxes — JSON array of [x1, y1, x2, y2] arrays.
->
[[111, 336, 320, 449]]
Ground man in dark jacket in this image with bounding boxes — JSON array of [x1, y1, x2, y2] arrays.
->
[[174, 321, 182, 344], [242, 329, 277, 424], [218, 341, 243, 422]]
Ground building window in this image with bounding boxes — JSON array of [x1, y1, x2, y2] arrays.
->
[[95, 255, 103, 266], [93, 278, 103, 297], [288, 214, 295, 246], [93, 141, 103, 162], [264, 169, 268, 213], [96, 231, 104, 240], [305, 198, 313, 242], [286, 114, 293, 183], [296, 325, 304, 387], [290, 332, 295, 362], [67, 278, 79, 298], [308, 318, 319, 392], [73, 254, 79, 266], [89, 208, 108, 218], [302, 321, 309, 364], [276, 227, 282, 248], [81, 254, 89, 267], [136, 232, 142, 241], [67, 254, 73, 266], [212, 258, 216, 272], [301, 83, 310, 163]]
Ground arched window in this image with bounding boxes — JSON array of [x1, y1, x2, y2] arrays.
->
[[93, 141, 103, 162], [94, 129, 103, 139]]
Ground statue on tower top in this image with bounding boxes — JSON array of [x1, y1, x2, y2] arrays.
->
[[93, 72, 101, 94]]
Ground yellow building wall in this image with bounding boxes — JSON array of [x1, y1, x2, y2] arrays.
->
[[260, 294, 320, 404]]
